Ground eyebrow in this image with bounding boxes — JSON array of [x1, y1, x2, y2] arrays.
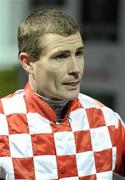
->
[[76, 46, 84, 51], [50, 46, 84, 58]]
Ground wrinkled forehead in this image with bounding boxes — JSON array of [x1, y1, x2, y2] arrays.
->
[[39, 32, 84, 54]]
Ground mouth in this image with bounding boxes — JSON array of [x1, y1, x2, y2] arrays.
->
[[64, 82, 79, 85], [62, 81, 80, 90], [63, 80, 80, 85]]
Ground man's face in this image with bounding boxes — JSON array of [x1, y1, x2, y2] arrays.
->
[[31, 32, 84, 100]]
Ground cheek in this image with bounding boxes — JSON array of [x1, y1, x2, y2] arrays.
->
[[80, 64, 84, 74], [44, 70, 59, 87], [80, 60, 85, 72], [33, 61, 66, 86], [33, 66, 48, 87], [55, 66, 68, 82]]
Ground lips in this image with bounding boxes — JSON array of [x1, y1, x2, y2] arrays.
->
[[62, 81, 80, 91], [63, 81, 80, 85]]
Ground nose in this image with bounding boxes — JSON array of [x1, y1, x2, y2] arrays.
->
[[68, 57, 81, 78]]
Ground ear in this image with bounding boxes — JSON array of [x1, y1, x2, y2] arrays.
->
[[19, 52, 33, 74]]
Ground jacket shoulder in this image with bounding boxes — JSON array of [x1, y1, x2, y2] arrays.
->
[[0, 89, 26, 115], [78, 93, 122, 127], [78, 93, 104, 108]]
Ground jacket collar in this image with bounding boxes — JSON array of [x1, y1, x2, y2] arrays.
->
[[24, 82, 82, 123]]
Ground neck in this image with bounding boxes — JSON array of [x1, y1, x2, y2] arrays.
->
[[35, 93, 69, 120]]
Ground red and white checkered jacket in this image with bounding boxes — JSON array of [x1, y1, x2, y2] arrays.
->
[[0, 82, 125, 180]]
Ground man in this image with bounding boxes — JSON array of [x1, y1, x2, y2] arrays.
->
[[0, 9, 125, 180]]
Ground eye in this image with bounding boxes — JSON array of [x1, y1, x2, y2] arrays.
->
[[55, 52, 70, 61], [75, 50, 83, 57], [56, 54, 67, 59]]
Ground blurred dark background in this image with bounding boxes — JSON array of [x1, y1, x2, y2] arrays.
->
[[0, 0, 125, 120]]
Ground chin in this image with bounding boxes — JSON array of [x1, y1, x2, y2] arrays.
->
[[62, 92, 79, 100], [55, 89, 80, 100], [68, 95, 79, 100]]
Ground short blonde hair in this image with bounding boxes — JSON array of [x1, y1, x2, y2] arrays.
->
[[18, 9, 80, 61]]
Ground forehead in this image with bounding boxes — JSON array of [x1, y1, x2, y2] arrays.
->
[[40, 32, 84, 54]]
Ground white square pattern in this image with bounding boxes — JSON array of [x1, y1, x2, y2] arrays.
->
[[2, 94, 26, 115], [0, 157, 14, 179], [70, 109, 90, 132], [76, 151, 96, 177], [34, 155, 58, 179], [54, 132, 76, 155], [60, 177, 79, 180], [0, 114, 9, 135], [112, 147, 117, 170], [102, 107, 118, 127], [96, 171, 113, 180], [78, 93, 96, 109], [90, 126, 112, 152], [27, 113, 52, 134], [9, 134, 33, 158]]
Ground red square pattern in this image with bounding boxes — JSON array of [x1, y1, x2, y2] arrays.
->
[[70, 99, 83, 112], [86, 108, 106, 128], [6, 114, 29, 134], [94, 148, 112, 172], [79, 174, 96, 180], [57, 155, 77, 178], [13, 157, 35, 180], [0, 135, 10, 156], [74, 130, 92, 153], [31, 133, 56, 155], [51, 120, 71, 133], [108, 126, 116, 146], [0, 101, 4, 114]]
